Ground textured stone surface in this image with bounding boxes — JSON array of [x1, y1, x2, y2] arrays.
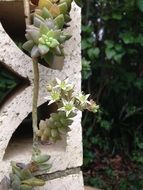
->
[[37, 172, 84, 190], [0, 2, 82, 187]]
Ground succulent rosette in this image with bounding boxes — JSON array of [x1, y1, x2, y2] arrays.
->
[[38, 0, 73, 22], [10, 155, 51, 190], [23, 14, 71, 65]]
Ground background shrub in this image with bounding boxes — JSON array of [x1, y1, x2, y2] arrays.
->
[[82, 0, 143, 189]]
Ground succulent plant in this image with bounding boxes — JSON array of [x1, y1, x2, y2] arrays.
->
[[23, 0, 73, 67], [38, 78, 99, 142], [23, 15, 71, 65], [10, 154, 51, 190], [38, 111, 72, 142], [38, 0, 72, 22]]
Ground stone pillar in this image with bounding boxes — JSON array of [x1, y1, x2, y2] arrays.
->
[[0, 1, 83, 189]]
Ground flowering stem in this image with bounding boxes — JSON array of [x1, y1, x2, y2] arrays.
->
[[32, 58, 41, 159]]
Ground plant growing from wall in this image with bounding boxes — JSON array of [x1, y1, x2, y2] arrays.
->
[[1, 0, 98, 189]]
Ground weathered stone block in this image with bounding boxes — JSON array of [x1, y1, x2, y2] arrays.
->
[[0, 1, 83, 189]]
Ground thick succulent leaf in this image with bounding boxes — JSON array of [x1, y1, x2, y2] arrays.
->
[[54, 46, 62, 55], [51, 128, 59, 138], [25, 33, 31, 40], [65, 33, 72, 40], [45, 18, 56, 29], [38, 0, 52, 9], [38, 44, 49, 55], [26, 29, 40, 44], [64, 14, 72, 23], [31, 46, 40, 58], [16, 163, 27, 169], [40, 22, 50, 35], [58, 126, 67, 134], [33, 14, 45, 23], [54, 14, 65, 29], [33, 154, 50, 164], [22, 177, 45, 186], [43, 52, 54, 65], [11, 175, 21, 190], [49, 4, 60, 18], [38, 163, 51, 171], [33, 16, 44, 28], [11, 163, 22, 179], [20, 169, 33, 180], [59, 0, 73, 8], [59, 2, 68, 14], [42, 7, 53, 19], [47, 30, 61, 39], [22, 40, 34, 52], [58, 35, 67, 43]]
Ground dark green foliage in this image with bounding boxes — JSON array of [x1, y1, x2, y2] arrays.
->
[[82, 0, 143, 189], [0, 64, 20, 104]]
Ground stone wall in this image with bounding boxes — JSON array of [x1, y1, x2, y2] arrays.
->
[[0, 1, 83, 189]]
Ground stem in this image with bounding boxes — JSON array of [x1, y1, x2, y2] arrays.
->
[[23, 0, 31, 25], [23, 0, 40, 160], [32, 58, 41, 159]]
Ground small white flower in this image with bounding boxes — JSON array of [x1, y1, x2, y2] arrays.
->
[[45, 90, 61, 105], [76, 92, 90, 105], [55, 78, 74, 91], [58, 99, 76, 117]]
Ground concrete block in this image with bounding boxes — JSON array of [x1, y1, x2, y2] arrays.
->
[[0, 3, 82, 189]]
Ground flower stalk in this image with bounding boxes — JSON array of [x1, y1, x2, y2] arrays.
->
[[32, 58, 41, 159]]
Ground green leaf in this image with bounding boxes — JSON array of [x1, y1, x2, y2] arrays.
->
[[59, 2, 68, 14], [38, 44, 49, 55], [43, 52, 54, 65], [87, 48, 100, 59], [82, 40, 91, 50], [137, 0, 143, 12], [105, 48, 116, 59], [112, 13, 122, 20], [120, 33, 135, 44], [40, 23, 50, 35], [54, 14, 65, 29], [22, 177, 45, 186], [100, 120, 111, 131], [22, 40, 34, 52], [42, 7, 52, 19], [105, 40, 114, 48], [33, 154, 50, 164], [31, 46, 40, 58]]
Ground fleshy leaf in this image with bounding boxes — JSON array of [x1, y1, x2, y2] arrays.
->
[[33, 154, 50, 164], [42, 7, 53, 19], [59, 0, 72, 8], [38, 0, 52, 9], [59, 2, 68, 14], [49, 4, 60, 17], [38, 44, 50, 55], [54, 14, 65, 29], [31, 46, 40, 58], [22, 177, 45, 186], [43, 52, 54, 65], [26, 28, 40, 44], [40, 23, 50, 35], [22, 40, 34, 52]]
